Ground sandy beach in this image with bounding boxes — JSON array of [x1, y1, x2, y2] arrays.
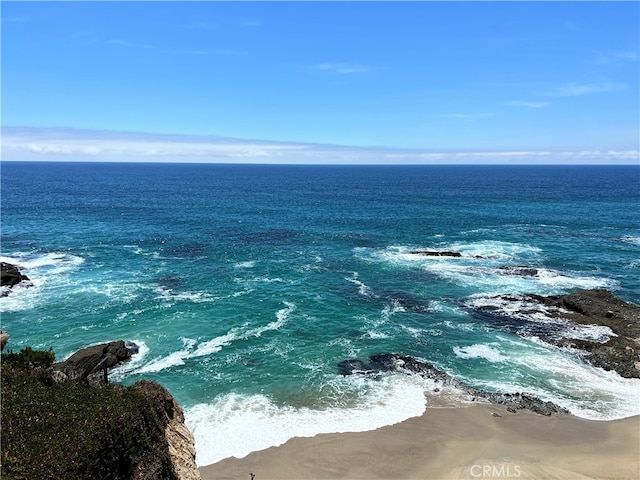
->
[[199, 399, 640, 480]]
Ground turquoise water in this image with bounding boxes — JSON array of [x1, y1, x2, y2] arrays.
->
[[1, 162, 639, 464]]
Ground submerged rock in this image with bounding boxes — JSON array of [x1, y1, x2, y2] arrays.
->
[[337, 353, 569, 416]]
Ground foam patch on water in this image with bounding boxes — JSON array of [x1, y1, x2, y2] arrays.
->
[[345, 272, 376, 298], [0, 251, 85, 312], [109, 340, 151, 381], [447, 240, 542, 261], [185, 374, 428, 466], [463, 336, 640, 421], [152, 285, 216, 304], [620, 236, 640, 246], [234, 261, 256, 269], [132, 303, 295, 374], [453, 344, 508, 363], [355, 243, 615, 296]]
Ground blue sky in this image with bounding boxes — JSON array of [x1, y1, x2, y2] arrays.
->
[[2, 1, 639, 164]]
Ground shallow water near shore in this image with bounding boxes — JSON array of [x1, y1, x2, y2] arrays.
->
[[2, 163, 639, 465]]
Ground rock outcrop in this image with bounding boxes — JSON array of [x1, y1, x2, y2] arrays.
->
[[470, 289, 640, 378], [338, 353, 569, 416], [53, 340, 139, 383], [1, 262, 32, 296], [410, 250, 463, 257], [536, 289, 640, 378], [497, 266, 539, 277], [49, 342, 200, 479], [0, 330, 9, 351], [133, 381, 201, 480]]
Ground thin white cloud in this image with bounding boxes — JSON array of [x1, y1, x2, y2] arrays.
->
[[312, 63, 369, 74], [2, 127, 637, 165], [540, 81, 625, 97], [596, 51, 638, 65], [506, 100, 550, 109]]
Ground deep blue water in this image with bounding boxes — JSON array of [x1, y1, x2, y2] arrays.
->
[[1, 162, 639, 464]]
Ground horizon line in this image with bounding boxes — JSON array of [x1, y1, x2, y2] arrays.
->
[[2, 126, 638, 165]]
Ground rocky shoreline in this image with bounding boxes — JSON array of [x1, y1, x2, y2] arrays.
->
[[338, 353, 570, 416], [0, 261, 32, 296], [3, 255, 638, 475], [468, 289, 640, 378]]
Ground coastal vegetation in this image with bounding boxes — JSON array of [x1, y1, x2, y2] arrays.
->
[[1, 347, 178, 480]]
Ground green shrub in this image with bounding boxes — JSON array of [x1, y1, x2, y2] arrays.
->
[[1, 346, 55, 370]]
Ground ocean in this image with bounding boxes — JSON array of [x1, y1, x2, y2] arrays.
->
[[1, 162, 639, 465]]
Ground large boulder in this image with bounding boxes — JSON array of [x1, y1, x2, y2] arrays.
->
[[1, 262, 32, 296], [53, 340, 139, 382]]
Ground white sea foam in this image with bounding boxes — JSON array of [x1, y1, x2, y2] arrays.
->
[[465, 295, 568, 324], [620, 236, 640, 246], [132, 303, 295, 374], [136, 349, 191, 374], [447, 240, 542, 261], [401, 326, 425, 338], [565, 324, 617, 343], [185, 374, 427, 466], [0, 251, 85, 312], [453, 344, 508, 363], [354, 243, 614, 296], [0, 252, 85, 273], [470, 336, 640, 420], [364, 330, 390, 339], [327, 337, 360, 358], [233, 261, 256, 269], [109, 341, 151, 380], [345, 272, 376, 298], [466, 295, 618, 343]]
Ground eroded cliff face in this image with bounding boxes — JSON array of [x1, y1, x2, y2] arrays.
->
[[133, 380, 201, 480]]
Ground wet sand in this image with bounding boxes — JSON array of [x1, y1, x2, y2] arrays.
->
[[199, 401, 640, 480]]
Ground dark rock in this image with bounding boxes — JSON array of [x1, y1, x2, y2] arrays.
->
[[410, 250, 463, 257], [53, 340, 139, 382], [497, 266, 539, 277], [469, 289, 640, 378], [337, 359, 374, 375], [1, 262, 32, 296], [156, 275, 182, 290], [337, 353, 569, 416]]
